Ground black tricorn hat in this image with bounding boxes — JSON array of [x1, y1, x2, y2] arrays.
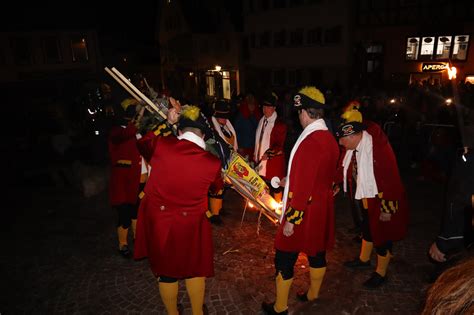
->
[[213, 99, 231, 119], [178, 105, 209, 133], [262, 91, 278, 107]]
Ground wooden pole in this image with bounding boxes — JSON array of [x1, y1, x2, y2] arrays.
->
[[110, 67, 166, 120], [104, 67, 141, 102]]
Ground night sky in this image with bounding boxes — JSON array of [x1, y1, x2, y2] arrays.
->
[[1, 1, 158, 45]]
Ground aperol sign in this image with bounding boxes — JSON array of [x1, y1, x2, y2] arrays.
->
[[421, 62, 448, 72]]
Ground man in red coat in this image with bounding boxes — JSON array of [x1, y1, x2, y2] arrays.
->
[[336, 107, 409, 289], [262, 86, 339, 315], [108, 99, 143, 258], [254, 91, 287, 202], [134, 105, 223, 315]]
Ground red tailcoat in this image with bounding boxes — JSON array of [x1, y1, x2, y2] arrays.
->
[[108, 123, 141, 206], [134, 134, 222, 278], [264, 120, 287, 180], [275, 130, 339, 256], [339, 121, 409, 246]]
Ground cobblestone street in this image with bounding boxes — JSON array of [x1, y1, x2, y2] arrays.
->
[[2, 172, 444, 314]]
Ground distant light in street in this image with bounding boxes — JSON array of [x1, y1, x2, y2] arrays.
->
[[95, 130, 100, 135], [448, 66, 457, 80], [189, 72, 194, 76], [215, 65, 221, 72], [88, 108, 97, 115], [390, 99, 396, 104], [446, 98, 452, 105], [462, 154, 467, 162], [247, 201, 254, 208]]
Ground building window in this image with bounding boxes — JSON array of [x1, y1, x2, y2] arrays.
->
[[273, 0, 286, 8], [452, 35, 469, 61], [206, 71, 216, 96], [325, 26, 342, 44], [273, 69, 286, 86], [42, 36, 62, 64], [307, 27, 322, 45], [435, 36, 452, 60], [259, 31, 271, 48], [367, 44, 383, 53], [419, 36, 435, 60], [222, 71, 231, 99], [406, 37, 420, 60], [289, 29, 304, 46], [367, 60, 381, 73], [10, 37, 33, 65], [70, 36, 89, 62], [274, 30, 286, 47]]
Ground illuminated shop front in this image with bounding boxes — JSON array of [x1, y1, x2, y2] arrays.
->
[[405, 34, 471, 84]]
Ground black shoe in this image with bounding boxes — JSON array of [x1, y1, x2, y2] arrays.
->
[[296, 290, 319, 302], [363, 272, 386, 289], [344, 258, 371, 269], [210, 215, 223, 225], [177, 303, 184, 315], [118, 245, 131, 258], [296, 291, 309, 302], [202, 304, 209, 315], [261, 302, 288, 315]]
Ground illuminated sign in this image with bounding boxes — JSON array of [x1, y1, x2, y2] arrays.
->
[[421, 62, 448, 72]]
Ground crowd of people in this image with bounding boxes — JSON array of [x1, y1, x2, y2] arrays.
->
[[99, 73, 473, 315], [17, 72, 471, 314]]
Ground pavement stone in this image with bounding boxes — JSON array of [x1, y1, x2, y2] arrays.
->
[[1, 172, 447, 314]]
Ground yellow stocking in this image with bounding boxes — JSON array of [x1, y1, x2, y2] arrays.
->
[[359, 239, 373, 262], [185, 277, 205, 315], [131, 219, 137, 239], [375, 253, 391, 277], [209, 197, 222, 216], [158, 281, 179, 315], [117, 226, 128, 249], [274, 272, 293, 313], [306, 267, 326, 301]]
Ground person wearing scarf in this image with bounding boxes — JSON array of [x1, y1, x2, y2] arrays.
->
[[262, 87, 339, 315], [336, 107, 409, 289], [209, 99, 238, 224], [254, 91, 287, 202], [134, 105, 223, 315]]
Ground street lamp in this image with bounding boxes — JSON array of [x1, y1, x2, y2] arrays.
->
[[214, 65, 222, 72]]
